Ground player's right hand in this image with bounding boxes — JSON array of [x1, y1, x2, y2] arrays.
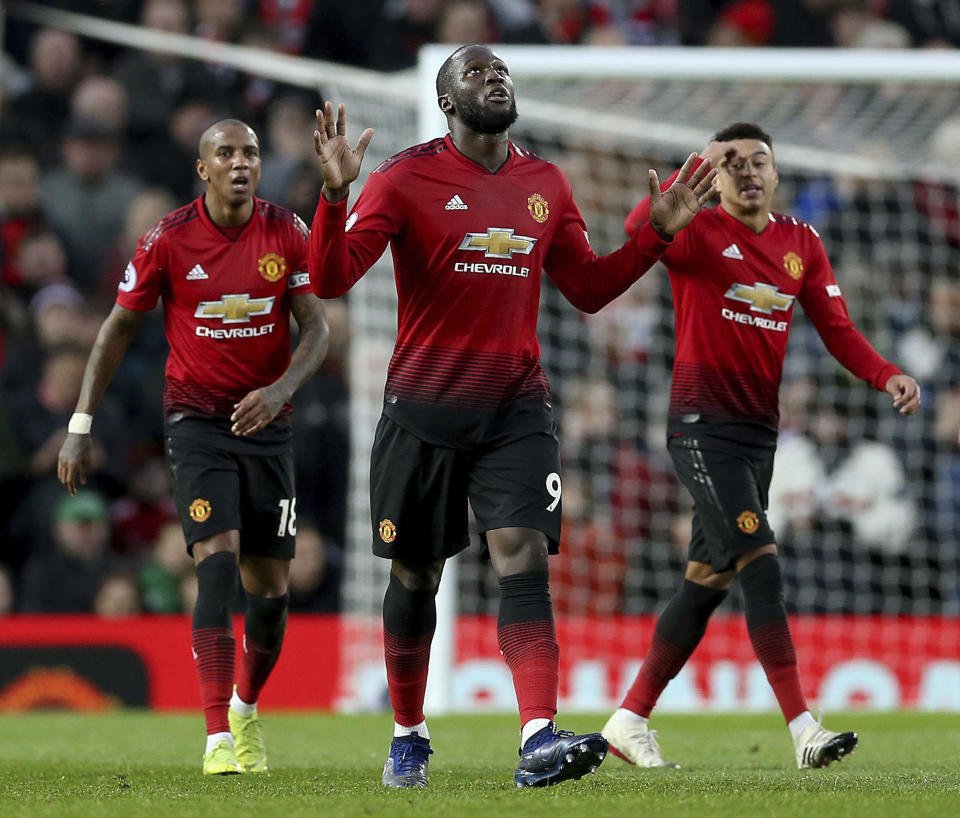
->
[[57, 433, 92, 496], [314, 101, 374, 203]]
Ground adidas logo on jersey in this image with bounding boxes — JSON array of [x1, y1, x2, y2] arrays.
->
[[722, 244, 743, 260], [445, 195, 468, 211], [186, 264, 209, 280]]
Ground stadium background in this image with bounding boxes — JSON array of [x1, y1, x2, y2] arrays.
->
[[1, 0, 959, 715]]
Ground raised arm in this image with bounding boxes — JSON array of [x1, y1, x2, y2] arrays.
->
[[625, 143, 731, 235], [550, 154, 716, 313], [308, 101, 397, 297], [57, 304, 147, 494], [230, 292, 330, 436]]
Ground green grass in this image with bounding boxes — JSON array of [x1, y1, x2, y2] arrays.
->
[[0, 712, 957, 817]]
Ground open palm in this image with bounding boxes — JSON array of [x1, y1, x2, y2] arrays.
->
[[314, 101, 374, 198], [649, 153, 717, 238]]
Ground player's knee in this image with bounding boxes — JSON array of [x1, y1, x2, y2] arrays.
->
[[487, 527, 548, 577], [736, 543, 778, 572], [684, 560, 733, 590], [391, 559, 443, 594]]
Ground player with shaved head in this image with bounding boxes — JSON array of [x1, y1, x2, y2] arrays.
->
[[58, 119, 330, 775], [307, 43, 717, 789]]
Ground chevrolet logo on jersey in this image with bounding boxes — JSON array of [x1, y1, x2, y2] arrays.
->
[[724, 283, 795, 315], [195, 294, 275, 323], [459, 228, 537, 259]]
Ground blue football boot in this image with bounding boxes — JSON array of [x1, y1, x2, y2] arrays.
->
[[515, 722, 608, 788], [381, 732, 433, 788]]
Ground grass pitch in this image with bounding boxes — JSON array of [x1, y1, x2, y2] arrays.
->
[[0, 711, 957, 817]]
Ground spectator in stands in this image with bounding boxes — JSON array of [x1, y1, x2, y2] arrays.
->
[[113, 0, 215, 141], [70, 76, 130, 139], [0, 562, 14, 615], [288, 520, 343, 612], [19, 490, 117, 613], [3, 28, 84, 163], [93, 571, 143, 617], [39, 117, 143, 289], [9, 229, 72, 302], [0, 144, 50, 289], [257, 94, 321, 206], [140, 521, 194, 613], [369, 0, 445, 70], [111, 443, 178, 556]]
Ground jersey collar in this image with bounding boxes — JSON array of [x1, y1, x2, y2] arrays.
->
[[443, 133, 516, 175], [196, 195, 259, 241], [716, 203, 774, 236]]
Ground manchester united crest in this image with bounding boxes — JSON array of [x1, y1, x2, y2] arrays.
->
[[258, 253, 287, 282], [189, 498, 212, 523], [737, 510, 759, 534], [527, 193, 549, 224], [379, 519, 397, 544], [782, 251, 804, 279]]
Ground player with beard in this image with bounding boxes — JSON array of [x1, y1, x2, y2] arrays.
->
[[307, 44, 717, 789], [57, 119, 329, 775], [601, 122, 921, 771]]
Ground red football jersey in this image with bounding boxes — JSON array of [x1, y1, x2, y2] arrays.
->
[[116, 197, 312, 421], [309, 134, 670, 445], [626, 187, 901, 433]]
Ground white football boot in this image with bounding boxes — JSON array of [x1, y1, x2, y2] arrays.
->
[[794, 718, 858, 769], [601, 708, 680, 769]]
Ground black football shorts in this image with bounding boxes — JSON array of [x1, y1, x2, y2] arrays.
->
[[166, 435, 296, 559], [668, 434, 776, 572], [369, 415, 563, 563]]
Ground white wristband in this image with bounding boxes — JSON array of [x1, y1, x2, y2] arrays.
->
[[68, 413, 93, 435]]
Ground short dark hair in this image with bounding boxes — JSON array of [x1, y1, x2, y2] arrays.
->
[[712, 122, 772, 148], [436, 44, 474, 98]]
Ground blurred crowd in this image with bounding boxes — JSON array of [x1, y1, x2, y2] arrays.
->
[[2, 0, 959, 620], [0, 3, 352, 616]]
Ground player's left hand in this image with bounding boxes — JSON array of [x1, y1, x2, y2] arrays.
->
[[231, 385, 288, 436], [649, 152, 719, 239], [885, 374, 921, 415]]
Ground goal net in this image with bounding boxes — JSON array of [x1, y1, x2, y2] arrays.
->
[[10, 0, 960, 713], [341, 46, 960, 714]]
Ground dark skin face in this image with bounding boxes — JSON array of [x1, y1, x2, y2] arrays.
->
[[196, 121, 261, 227], [439, 45, 516, 174]]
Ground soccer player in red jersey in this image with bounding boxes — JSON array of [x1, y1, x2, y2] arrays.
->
[[57, 120, 329, 775], [602, 122, 922, 770], [307, 43, 717, 789]]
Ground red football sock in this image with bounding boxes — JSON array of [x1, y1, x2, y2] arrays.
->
[[621, 633, 689, 718], [384, 630, 433, 726], [498, 619, 559, 723], [192, 626, 235, 735], [749, 619, 807, 722], [621, 579, 728, 717], [497, 572, 558, 724]]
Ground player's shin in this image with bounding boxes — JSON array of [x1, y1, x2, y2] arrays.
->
[[192, 551, 239, 739], [497, 570, 559, 737], [237, 591, 289, 706], [383, 573, 437, 730], [740, 553, 807, 722], [620, 579, 728, 717]]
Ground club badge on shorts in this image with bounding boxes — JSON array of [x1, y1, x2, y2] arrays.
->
[[189, 498, 212, 523], [737, 510, 759, 534], [379, 519, 397, 543]]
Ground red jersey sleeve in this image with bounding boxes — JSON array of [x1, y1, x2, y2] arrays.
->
[[115, 229, 167, 311], [285, 213, 313, 294], [308, 172, 406, 298], [545, 184, 671, 314], [799, 235, 901, 391]]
